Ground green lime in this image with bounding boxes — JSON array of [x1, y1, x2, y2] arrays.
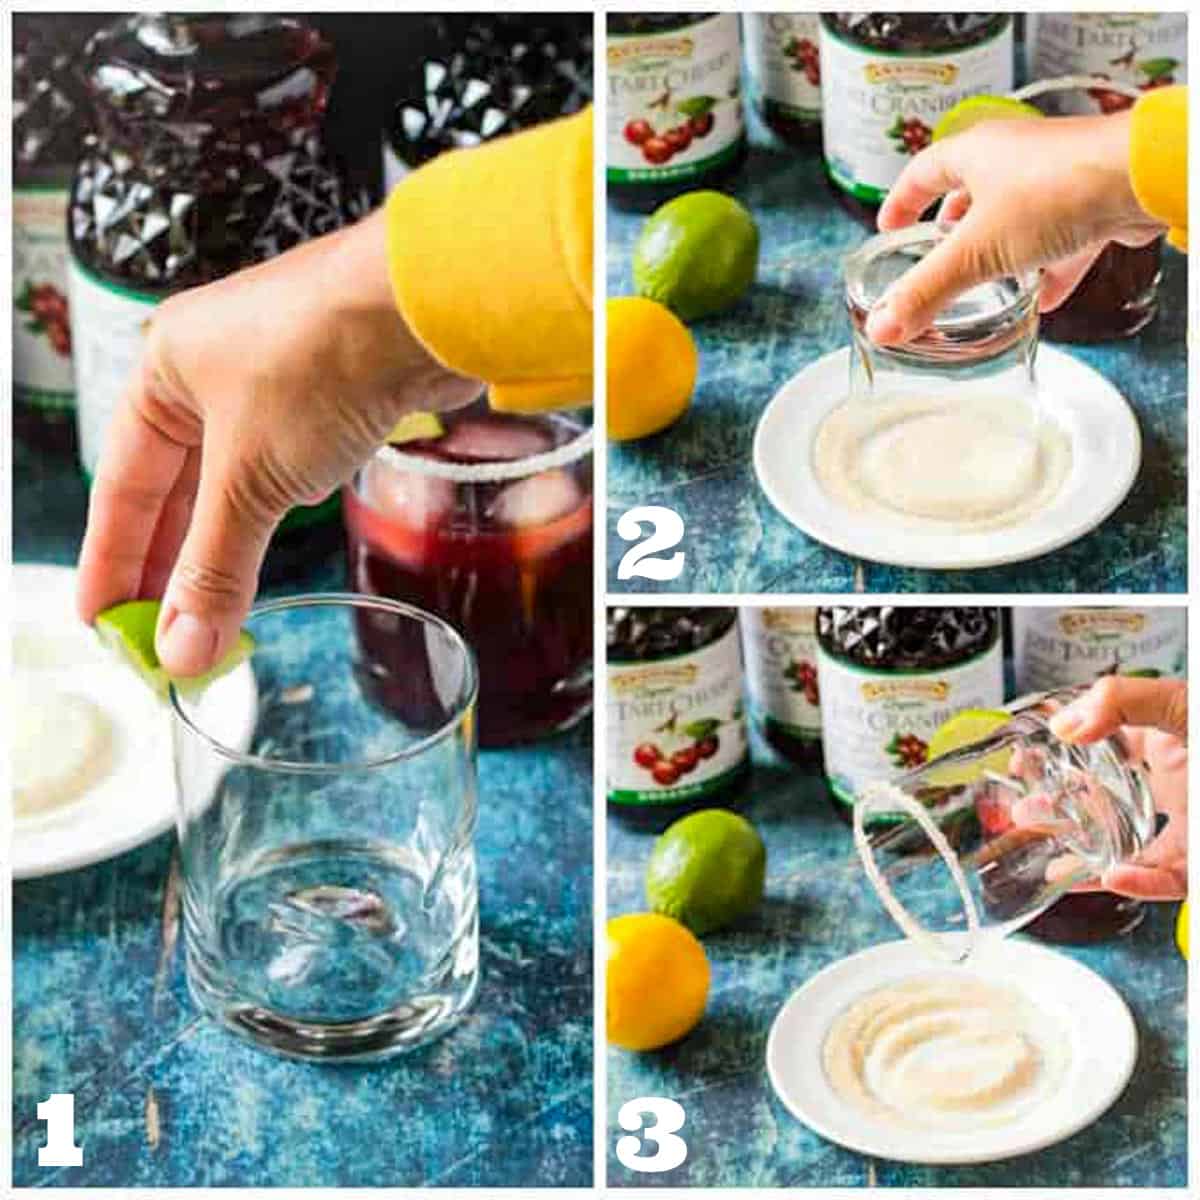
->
[[932, 94, 1043, 142], [95, 599, 255, 698], [646, 809, 766, 936], [923, 708, 1013, 787], [633, 191, 759, 321], [387, 411, 444, 444]]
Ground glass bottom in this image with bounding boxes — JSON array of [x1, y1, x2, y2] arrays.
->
[[184, 839, 479, 1061], [1020, 891, 1146, 945]]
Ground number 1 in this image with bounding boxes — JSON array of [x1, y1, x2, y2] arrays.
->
[[37, 1093, 83, 1167]]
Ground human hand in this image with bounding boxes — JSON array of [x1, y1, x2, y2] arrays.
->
[[77, 208, 480, 677], [866, 111, 1167, 345], [1048, 676, 1188, 901]]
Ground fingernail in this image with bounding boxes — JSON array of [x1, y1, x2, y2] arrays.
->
[[865, 301, 904, 345], [158, 609, 218, 676], [1160, 744, 1189, 772], [1049, 705, 1086, 742]]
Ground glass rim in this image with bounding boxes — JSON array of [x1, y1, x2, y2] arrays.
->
[[375, 415, 595, 484], [168, 592, 479, 774], [844, 221, 1040, 335]]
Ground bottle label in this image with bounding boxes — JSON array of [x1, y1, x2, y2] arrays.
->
[[68, 256, 159, 476], [741, 607, 822, 742], [1028, 14, 1187, 115], [820, 21, 1014, 203], [607, 14, 744, 186], [1013, 608, 1188, 691], [745, 14, 822, 123], [14, 187, 75, 412], [818, 640, 1004, 810], [608, 622, 749, 807]]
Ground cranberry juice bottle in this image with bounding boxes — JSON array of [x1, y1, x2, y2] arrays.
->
[[13, 14, 106, 451], [67, 14, 351, 547], [819, 14, 1013, 225], [1028, 13, 1186, 341], [744, 14, 822, 149], [344, 402, 593, 748], [741, 607, 822, 766]]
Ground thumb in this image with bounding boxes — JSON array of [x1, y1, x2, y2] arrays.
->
[[156, 465, 279, 676], [1050, 675, 1188, 744], [865, 210, 1010, 346]]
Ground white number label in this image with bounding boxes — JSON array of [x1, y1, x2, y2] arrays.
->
[[37, 1093, 83, 1167], [616, 506, 685, 582], [615, 1096, 688, 1173]]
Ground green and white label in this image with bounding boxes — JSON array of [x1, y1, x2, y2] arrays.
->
[[14, 187, 75, 412], [68, 256, 159, 476], [820, 21, 1014, 203], [741, 607, 822, 743], [818, 639, 1004, 810], [745, 14, 822, 123], [608, 621, 748, 807], [607, 14, 743, 186], [1013, 607, 1187, 691]]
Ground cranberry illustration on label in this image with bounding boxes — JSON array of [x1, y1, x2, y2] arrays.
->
[[885, 731, 929, 770], [784, 36, 820, 86], [16, 281, 72, 358], [886, 115, 932, 156]]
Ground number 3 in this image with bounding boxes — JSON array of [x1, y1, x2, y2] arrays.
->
[[616, 506, 685, 582], [615, 1096, 688, 1173]]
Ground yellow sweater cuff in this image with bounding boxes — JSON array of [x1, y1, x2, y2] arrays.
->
[[1129, 86, 1187, 252], [386, 109, 593, 412]]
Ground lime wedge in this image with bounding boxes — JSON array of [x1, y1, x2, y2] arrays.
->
[[922, 708, 1013, 787], [95, 599, 254, 698], [386, 411, 444, 444], [932, 94, 1043, 142]]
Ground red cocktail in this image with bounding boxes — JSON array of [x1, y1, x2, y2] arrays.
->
[[344, 400, 593, 747]]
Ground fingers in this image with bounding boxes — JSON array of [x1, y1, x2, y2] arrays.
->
[[1050, 675, 1188, 743], [156, 458, 280, 677], [1038, 243, 1107, 312], [877, 141, 964, 232], [865, 209, 999, 345], [77, 379, 189, 624], [139, 449, 202, 600], [1099, 862, 1187, 902]]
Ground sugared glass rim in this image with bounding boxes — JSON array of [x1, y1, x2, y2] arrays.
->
[[169, 593, 478, 774], [844, 221, 1040, 341], [377, 409, 594, 484]]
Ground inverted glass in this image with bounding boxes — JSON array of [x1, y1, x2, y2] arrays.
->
[[853, 689, 1156, 963], [171, 594, 479, 1062]]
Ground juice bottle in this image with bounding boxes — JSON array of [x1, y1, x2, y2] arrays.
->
[[606, 13, 746, 212], [816, 606, 1004, 822], [608, 607, 750, 831], [67, 14, 352, 549], [1027, 13, 1186, 342], [740, 606, 822, 766], [744, 14, 822, 149], [13, 15, 106, 452], [344, 401, 593, 748], [819, 13, 1013, 225]]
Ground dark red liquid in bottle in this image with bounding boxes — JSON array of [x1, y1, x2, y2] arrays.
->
[[344, 404, 593, 748], [1040, 239, 1163, 343]]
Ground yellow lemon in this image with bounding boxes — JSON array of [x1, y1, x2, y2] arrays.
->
[[607, 912, 709, 1050], [606, 296, 698, 442], [1177, 901, 1188, 960]]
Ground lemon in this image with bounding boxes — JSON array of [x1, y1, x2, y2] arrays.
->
[[607, 913, 710, 1051], [922, 708, 1013, 787], [386, 411, 444, 444], [633, 191, 759, 321], [646, 809, 766, 935], [95, 599, 255, 698], [932, 94, 1044, 142], [1177, 901, 1188, 960], [606, 296, 698, 442]]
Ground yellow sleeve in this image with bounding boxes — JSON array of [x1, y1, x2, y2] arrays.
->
[[1129, 85, 1187, 252], [385, 109, 593, 412]]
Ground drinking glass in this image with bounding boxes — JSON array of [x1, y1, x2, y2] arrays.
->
[[171, 594, 479, 1061], [343, 397, 593, 747], [853, 689, 1156, 963]]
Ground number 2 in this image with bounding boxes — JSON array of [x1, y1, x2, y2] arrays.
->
[[616, 506, 685, 582], [615, 1096, 687, 1173], [37, 1093, 83, 1167]]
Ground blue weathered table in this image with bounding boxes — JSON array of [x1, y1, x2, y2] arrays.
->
[[12, 435, 593, 1188], [606, 732, 1187, 1188], [606, 134, 1188, 595]]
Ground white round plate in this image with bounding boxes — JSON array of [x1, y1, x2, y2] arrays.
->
[[752, 346, 1141, 570], [766, 937, 1136, 1165], [12, 564, 177, 880]]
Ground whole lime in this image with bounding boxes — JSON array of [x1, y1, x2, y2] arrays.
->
[[646, 809, 766, 935], [633, 191, 759, 321]]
